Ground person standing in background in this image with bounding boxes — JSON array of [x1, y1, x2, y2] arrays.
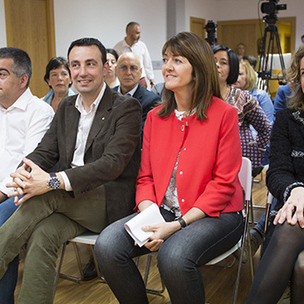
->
[[114, 21, 155, 88]]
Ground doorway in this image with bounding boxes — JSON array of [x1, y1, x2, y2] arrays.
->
[[4, 0, 56, 98]]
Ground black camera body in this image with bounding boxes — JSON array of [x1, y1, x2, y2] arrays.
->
[[261, 0, 287, 15]]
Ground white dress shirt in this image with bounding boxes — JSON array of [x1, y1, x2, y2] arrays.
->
[[114, 39, 154, 81], [60, 84, 106, 191], [0, 88, 54, 195]]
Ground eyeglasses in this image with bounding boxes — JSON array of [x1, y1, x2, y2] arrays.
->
[[118, 65, 139, 72]]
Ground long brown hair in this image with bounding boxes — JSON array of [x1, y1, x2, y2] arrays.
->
[[158, 32, 220, 120], [287, 44, 304, 111]]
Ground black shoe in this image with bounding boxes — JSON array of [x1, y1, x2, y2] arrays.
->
[[83, 255, 98, 281]]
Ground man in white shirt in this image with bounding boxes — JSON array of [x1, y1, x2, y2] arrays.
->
[[114, 22, 155, 88], [0, 47, 54, 304], [0, 38, 142, 303]]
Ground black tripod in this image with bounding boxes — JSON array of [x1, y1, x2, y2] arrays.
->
[[258, 16, 286, 92]]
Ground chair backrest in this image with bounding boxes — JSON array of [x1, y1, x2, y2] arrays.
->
[[238, 157, 252, 202]]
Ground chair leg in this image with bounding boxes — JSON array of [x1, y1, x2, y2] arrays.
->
[[143, 254, 165, 295], [88, 244, 106, 282], [232, 200, 254, 304], [58, 242, 105, 283]]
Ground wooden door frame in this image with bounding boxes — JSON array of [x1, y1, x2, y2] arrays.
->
[[190, 17, 206, 38], [4, 0, 56, 57]]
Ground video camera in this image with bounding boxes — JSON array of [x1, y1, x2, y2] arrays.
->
[[261, 0, 286, 15]]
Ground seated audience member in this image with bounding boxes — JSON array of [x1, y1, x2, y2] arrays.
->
[[151, 82, 164, 100], [113, 52, 160, 132], [243, 86, 293, 261], [213, 45, 272, 175], [234, 60, 274, 124], [0, 37, 142, 304], [105, 48, 119, 88], [94, 32, 244, 304], [242, 55, 258, 70], [236, 42, 246, 57], [0, 47, 54, 304], [274, 84, 292, 114], [82, 52, 159, 280], [247, 44, 304, 304], [43, 57, 74, 112]]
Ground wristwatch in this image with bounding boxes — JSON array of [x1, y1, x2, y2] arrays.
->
[[47, 172, 61, 190], [175, 217, 187, 228]]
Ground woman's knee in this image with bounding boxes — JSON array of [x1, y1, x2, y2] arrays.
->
[[294, 251, 304, 278], [94, 220, 128, 261]]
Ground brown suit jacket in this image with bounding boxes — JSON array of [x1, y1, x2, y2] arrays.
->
[[26, 85, 142, 223]]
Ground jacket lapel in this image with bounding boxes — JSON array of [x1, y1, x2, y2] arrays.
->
[[65, 97, 80, 164], [85, 86, 113, 154]]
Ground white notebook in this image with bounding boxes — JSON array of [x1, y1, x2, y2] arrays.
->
[[124, 204, 165, 247]]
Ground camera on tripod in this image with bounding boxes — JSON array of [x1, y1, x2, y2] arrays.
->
[[204, 20, 217, 48], [261, 0, 286, 16], [257, 0, 287, 88]]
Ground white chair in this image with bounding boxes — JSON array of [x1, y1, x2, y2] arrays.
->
[[54, 232, 104, 291], [143, 157, 255, 303]]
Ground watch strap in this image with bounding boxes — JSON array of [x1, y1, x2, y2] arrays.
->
[[176, 217, 187, 228]]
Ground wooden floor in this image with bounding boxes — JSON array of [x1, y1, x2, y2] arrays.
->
[[14, 170, 288, 304]]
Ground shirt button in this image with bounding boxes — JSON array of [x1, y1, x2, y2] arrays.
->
[[184, 148, 186, 151], [180, 171, 183, 175], [181, 199, 185, 202], [181, 125, 184, 131]]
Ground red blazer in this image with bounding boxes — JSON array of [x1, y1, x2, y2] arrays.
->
[[135, 97, 243, 217]]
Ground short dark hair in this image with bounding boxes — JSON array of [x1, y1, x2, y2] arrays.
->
[[67, 38, 106, 65], [44, 57, 71, 88], [213, 45, 239, 85], [242, 55, 258, 69], [126, 22, 140, 33], [0, 47, 32, 88], [106, 48, 119, 61]]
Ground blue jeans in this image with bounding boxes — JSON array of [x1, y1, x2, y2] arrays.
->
[[95, 208, 243, 304], [0, 197, 19, 304]]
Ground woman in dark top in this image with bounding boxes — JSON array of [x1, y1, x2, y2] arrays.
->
[[247, 44, 304, 304]]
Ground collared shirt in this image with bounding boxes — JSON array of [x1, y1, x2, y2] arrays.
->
[[60, 83, 106, 191], [114, 39, 154, 80], [42, 88, 75, 105], [117, 84, 139, 96], [0, 88, 54, 195]]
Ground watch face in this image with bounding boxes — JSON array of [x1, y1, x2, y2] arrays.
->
[[48, 177, 60, 190]]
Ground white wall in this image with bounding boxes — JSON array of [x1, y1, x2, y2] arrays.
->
[[54, 0, 167, 83], [1, 0, 303, 82]]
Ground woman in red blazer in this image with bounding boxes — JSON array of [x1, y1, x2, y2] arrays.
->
[[95, 32, 244, 304]]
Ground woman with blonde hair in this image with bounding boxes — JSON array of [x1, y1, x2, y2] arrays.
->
[[94, 32, 244, 304], [234, 60, 274, 124], [247, 44, 304, 304]]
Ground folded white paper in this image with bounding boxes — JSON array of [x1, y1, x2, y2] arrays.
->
[[124, 204, 165, 247]]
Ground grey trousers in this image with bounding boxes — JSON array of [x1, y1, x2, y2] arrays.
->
[[0, 186, 107, 304]]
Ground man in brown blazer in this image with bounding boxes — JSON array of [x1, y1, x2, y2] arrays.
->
[[0, 38, 142, 303]]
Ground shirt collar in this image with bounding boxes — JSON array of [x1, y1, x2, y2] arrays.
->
[[118, 83, 139, 96], [0, 88, 32, 112], [75, 83, 106, 114]]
